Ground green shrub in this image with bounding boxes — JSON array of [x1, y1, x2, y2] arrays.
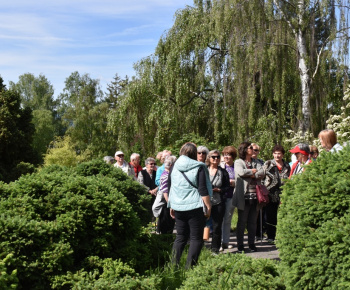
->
[[0, 254, 18, 289], [277, 145, 350, 288], [74, 159, 151, 225], [0, 159, 163, 289], [180, 253, 283, 289]]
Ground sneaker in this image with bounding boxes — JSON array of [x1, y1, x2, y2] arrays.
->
[[221, 243, 228, 249], [249, 244, 258, 252], [237, 245, 245, 253], [227, 244, 234, 249], [219, 247, 224, 252]]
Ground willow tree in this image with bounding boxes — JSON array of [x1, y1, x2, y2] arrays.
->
[[108, 0, 348, 154]]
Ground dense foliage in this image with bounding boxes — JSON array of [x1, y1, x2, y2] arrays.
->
[[0, 81, 37, 182], [277, 145, 350, 288], [0, 160, 172, 289], [180, 253, 283, 289]]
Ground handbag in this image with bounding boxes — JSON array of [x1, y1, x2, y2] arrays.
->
[[256, 184, 269, 205]]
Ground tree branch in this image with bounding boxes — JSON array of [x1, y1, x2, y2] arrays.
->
[[273, 0, 297, 35]]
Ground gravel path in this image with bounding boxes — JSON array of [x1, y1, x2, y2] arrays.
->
[[204, 233, 280, 260]]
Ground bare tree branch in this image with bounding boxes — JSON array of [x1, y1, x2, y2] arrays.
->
[[273, 0, 297, 35]]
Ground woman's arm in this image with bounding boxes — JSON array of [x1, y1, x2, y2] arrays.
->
[[254, 160, 266, 180], [234, 159, 255, 177]]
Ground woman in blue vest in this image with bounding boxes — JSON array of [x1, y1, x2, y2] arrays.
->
[[168, 143, 212, 268]]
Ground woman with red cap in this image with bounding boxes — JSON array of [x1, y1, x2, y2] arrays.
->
[[289, 143, 312, 178]]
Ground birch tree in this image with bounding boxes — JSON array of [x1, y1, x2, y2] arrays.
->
[[272, 0, 349, 132]]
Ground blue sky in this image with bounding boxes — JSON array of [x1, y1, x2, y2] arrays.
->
[[0, 0, 193, 97]]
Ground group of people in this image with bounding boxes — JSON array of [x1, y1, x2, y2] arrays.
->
[[104, 128, 345, 268]]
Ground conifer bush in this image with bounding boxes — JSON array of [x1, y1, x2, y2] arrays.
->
[[180, 253, 283, 289], [277, 145, 350, 288], [0, 160, 170, 289]]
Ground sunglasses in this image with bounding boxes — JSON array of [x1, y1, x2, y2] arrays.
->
[[117, 155, 124, 157], [248, 146, 253, 150], [149, 163, 156, 165], [211, 156, 220, 159], [253, 149, 259, 152], [197, 152, 206, 155]]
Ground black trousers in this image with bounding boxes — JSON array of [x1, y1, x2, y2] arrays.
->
[[236, 200, 258, 246], [157, 205, 175, 234], [173, 207, 206, 268], [211, 202, 225, 252], [265, 201, 279, 240]]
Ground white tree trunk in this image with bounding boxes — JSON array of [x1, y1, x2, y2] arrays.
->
[[274, 0, 311, 132], [297, 28, 311, 132], [297, 0, 311, 133]]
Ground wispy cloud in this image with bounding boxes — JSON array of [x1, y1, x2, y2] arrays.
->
[[0, 0, 194, 96]]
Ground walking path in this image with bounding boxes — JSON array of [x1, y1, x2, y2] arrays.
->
[[204, 233, 280, 260]]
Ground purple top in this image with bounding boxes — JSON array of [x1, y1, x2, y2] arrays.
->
[[159, 170, 169, 194]]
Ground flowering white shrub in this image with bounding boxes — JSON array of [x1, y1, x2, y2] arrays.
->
[[326, 85, 350, 145]]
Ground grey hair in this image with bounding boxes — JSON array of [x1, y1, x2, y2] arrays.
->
[[103, 156, 115, 164], [164, 155, 177, 169], [197, 145, 209, 155], [130, 153, 140, 161], [297, 143, 310, 154], [145, 157, 156, 166]]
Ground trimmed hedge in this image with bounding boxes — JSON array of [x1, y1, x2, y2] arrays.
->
[[180, 253, 283, 289], [0, 160, 172, 289], [277, 145, 350, 288]]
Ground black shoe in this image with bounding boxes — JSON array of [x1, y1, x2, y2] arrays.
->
[[249, 244, 258, 252], [237, 245, 245, 253]]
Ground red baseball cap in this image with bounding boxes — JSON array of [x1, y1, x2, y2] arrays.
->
[[289, 145, 309, 156]]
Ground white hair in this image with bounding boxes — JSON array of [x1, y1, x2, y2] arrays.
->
[[164, 155, 177, 169], [130, 153, 140, 161]]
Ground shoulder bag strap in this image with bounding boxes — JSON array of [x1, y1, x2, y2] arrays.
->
[[181, 171, 198, 189]]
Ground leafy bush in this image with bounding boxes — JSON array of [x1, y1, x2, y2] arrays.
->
[[180, 253, 283, 289], [0, 254, 18, 289], [277, 145, 350, 288], [74, 159, 151, 225], [0, 160, 170, 289]]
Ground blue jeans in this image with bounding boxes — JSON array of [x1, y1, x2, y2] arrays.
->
[[173, 207, 206, 267]]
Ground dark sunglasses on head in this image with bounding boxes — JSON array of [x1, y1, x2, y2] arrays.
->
[[211, 156, 220, 159], [197, 152, 206, 155], [248, 146, 253, 150]]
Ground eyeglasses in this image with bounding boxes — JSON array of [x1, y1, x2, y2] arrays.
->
[[253, 149, 259, 152], [149, 163, 156, 165], [117, 155, 124, 157], [197, 152, 206, 155], [211, 156, 220, 159]]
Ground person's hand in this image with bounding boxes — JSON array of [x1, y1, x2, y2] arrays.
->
[[212, 187, 221, 192], [204, 206, 211, 218], [170, 208, 175, 219], [252, 168, 257, 174], [230, 179, 235, 187]]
